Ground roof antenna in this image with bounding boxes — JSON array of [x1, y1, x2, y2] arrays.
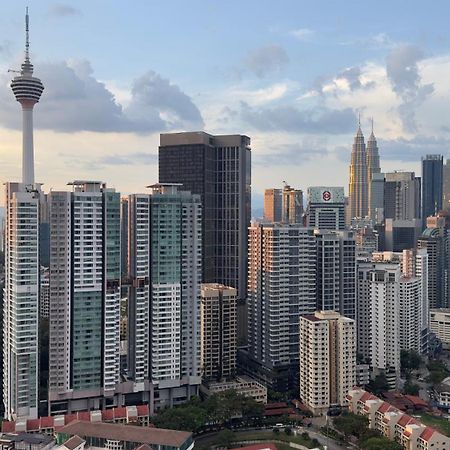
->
[[371, 117, 374, 134], [25, 7, 30, 62]]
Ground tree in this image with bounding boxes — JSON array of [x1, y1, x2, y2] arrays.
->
[[403, 380, 420, 396], [361, 436, 402, 450], [215, 429, 234, 448], [334, 412, 369, 438], [401, 350, 422, 375], [367, 373, 389, 396], [152, 405, 207, 431]]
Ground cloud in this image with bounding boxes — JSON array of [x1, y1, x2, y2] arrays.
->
[[0, 59, 203, 133], [380, 135, 448, 161], [239, 102, 356, 134], [310, 65, 376, 97], [289, 28, 314, 41], [386, 44, 434, 132], [48, 3, 82, 17], [254, 139, 328, 166], [244, 45, 289, 78]]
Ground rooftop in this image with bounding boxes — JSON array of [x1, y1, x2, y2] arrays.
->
[[58, 421, 191, 448]]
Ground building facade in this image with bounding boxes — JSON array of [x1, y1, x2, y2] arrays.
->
[[247, 224, 316, 389], [384, 171, 421, 221], [48, 181, 121, 414], [314, 230, 356, 319], [263, 189, 282, 222], [281, 184, 303, 224], [299, 311, 356, 415], [422, 155, 443, 226], [158, 132, 251, 304], [200, 284, 237, 381], [307, 187, 345, 230], [348, 126, 368, 220], [430, 309, 450, 349], [127, 184, 202, 410]]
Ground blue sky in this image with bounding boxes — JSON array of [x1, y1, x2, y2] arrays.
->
[[1, 1, 450, 206]]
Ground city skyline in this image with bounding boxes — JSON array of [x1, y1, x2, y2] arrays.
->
[[2, 2, 450, 202]]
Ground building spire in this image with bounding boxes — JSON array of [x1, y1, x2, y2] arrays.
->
[[21, 7, 33, 76], [25, 7, 30, 62], [371, 117, 374, 134]]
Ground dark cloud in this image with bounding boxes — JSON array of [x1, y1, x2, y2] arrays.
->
[[239, 101, 356, 134], [386, 45, 434, 132], [313, 65, 375, 95], [379, 135, 448, 161], [254, 139, 329, 166], [48, 4, 82, 17], [0, 60, 203, 133], [244, 45, 289, 78], [125, 71, 203, 130]]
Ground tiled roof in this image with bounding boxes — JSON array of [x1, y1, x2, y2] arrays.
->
[[2, 421, 15, 433], [419, 426, 435, 442], [58, 420, 191, 448]]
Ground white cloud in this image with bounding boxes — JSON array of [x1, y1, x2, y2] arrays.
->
[[289, 28, 315, 41]]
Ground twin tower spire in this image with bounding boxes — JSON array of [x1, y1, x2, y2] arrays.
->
[[348, 119, 380, 220]]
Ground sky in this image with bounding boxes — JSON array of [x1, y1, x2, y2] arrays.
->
[[1, 1, 450, 208]]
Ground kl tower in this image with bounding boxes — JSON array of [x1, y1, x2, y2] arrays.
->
[[3, 8, 44, 420], [11, 7, 44, 186]]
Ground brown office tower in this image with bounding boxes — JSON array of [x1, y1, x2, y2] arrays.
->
[[159, 132, 251, 338], [264, 188, 282, 222]]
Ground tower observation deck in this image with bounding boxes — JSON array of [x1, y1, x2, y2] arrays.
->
[[10, 8, 44, 186]]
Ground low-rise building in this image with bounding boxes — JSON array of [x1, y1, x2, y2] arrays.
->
[[434, 376, 450, 412], [56, 421, 193, 450], [430, 309, 450, 348], [1, 405, 150, 435], [201, 375, 267, 403], [347, 388, 449, 450]]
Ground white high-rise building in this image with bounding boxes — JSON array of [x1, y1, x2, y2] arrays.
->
[[128, 184, 202, 410], [357, 250, 429, 388], [48, 181, 121, 414], [357, 260, 400, 387], [3, 10, 44, 420], [247, 224, 317, 373], [315, 230, 356, 319], [299, 311, 356, 415]]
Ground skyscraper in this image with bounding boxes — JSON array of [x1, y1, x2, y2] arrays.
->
[[366, 122, 381, 219], [443, 159, 450, 211], [307, 187, 345, 230], [348, 125, 368, 219], [315, 230, 356, 319], [281, 184, 303, 224], [48, 181, 121, 414], [357, 260, 400, 388], [3, 9, 44, 420], [422, 155, 443, 225], [158, 132, 251, 306], [384, 171, 421, 221], [200, 284, 237, 381], [263, 189, 282, 222], [246, 224, 317, 390], [299, 311, 356, 415], [417, 218, 448, 309], [128, 184, 202, 410]]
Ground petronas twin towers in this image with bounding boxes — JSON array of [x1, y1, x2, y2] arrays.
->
[[348, 121, 380, 219]]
